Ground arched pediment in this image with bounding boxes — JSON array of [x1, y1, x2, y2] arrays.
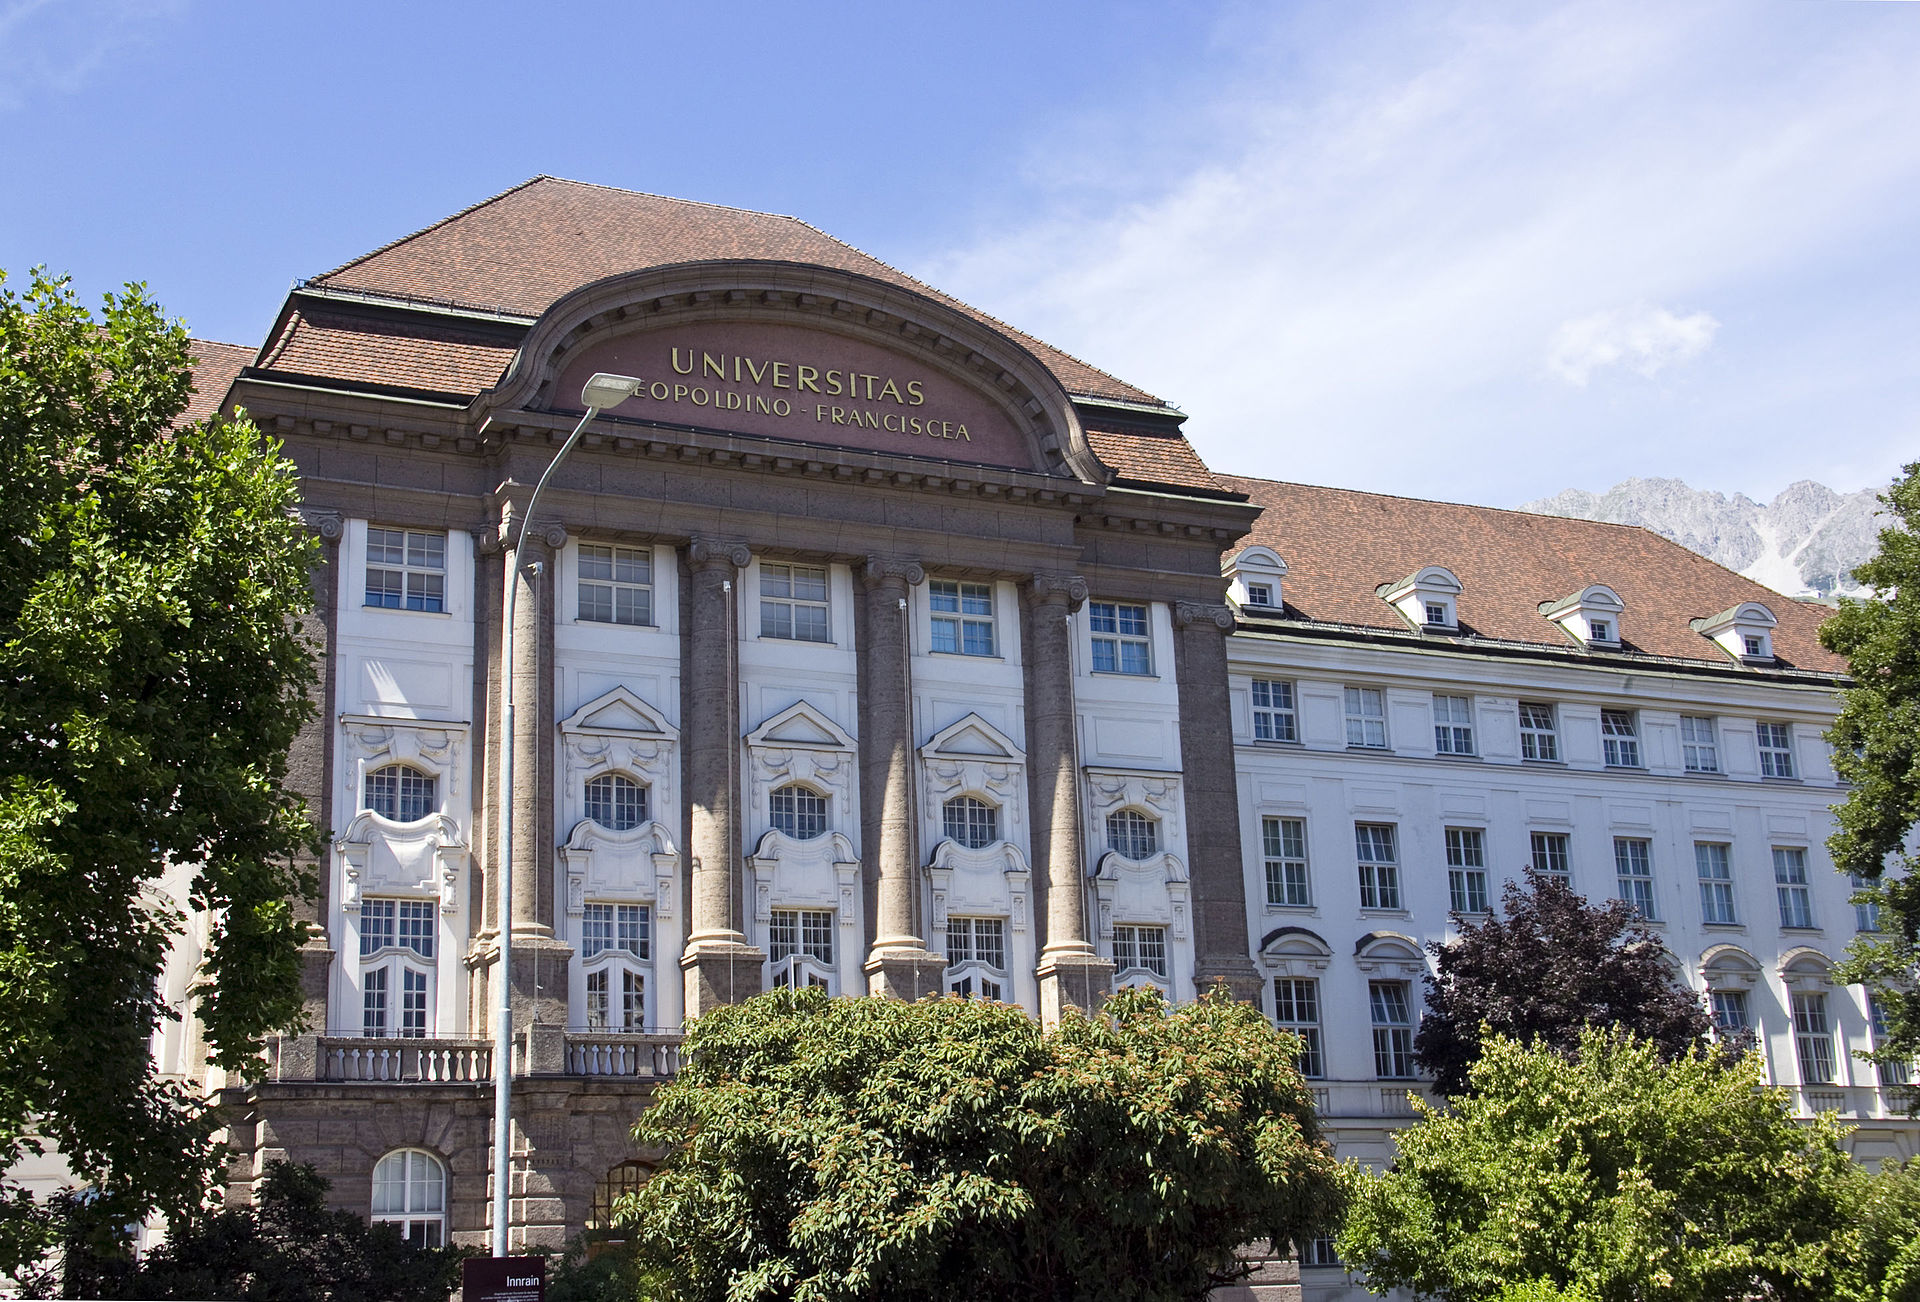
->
[[1091, 849, 1188, 884], [562, 818, 678, 857], [559, 686, 678, 740], [338, 809, 464, 847], [1354, 931, 1426, 977], [747, 700, 856, 752], [1780, 946, 1835, 989], [473, 260, 1104, 483], [921, 713, 1024, 763]]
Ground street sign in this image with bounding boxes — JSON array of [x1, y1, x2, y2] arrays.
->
[[462, 1255, 546, 1302]]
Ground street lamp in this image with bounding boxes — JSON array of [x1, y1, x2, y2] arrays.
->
[[492, 373, 642, 1258]]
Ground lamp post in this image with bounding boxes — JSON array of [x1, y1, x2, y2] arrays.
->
[[492, 373, 642, 1258]]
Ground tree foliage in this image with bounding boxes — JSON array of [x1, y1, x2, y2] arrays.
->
[[1826, 462, 1920, 1083], [623, 986, 1343, 1302], [1339, 1030, 1861, 1302], [1413, 870, 1712, 1096], [0, 268, 320, 1269]]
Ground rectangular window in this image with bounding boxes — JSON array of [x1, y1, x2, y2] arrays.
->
[[1344, 686, 1388, 748], [1589, 618, 1614, 643], [1871, 996, 1911, 1087], [1262, 817, 1311, 907], [1792, 991, 1836, 1084], [1695, 843, 1737, 924], [1356, 823, 1400, 910], [1774, 847, 1815, 929], [1519, 702, 1559, 762], [362, 967, 388, 1038], [1424, 601, 1450, 627], [768, 908, 835, 965], [586, 968, 608, 1029], [582, 903, 651, 959], [586, 970, 644, 1032], [1601, 710, 1641, 768], [930, 579, 996, 656], [1757, 723, 1797, 779], [1298, 1237, 1340, 1269], [946, 916, 1007, 970], [1614, 838, 1656, 919], [399, 967, 428, 1039], [1089, 601, 1152, 675], [1112, 924, 1169, 978], [1446, 828, 1489, 914], [1244, 582, 1274, 607], [1272, 978, 1323, 1078], [1432, 694, 1475, 755], [1680, 716, 1720, 773], [1370, 981, 1415, 1079], [760, 562, 831, 642], [578, 544, 653, 626], [1854, 873, 1883, 933], [1251, 679, 1298, 743], [1530, 831, 1571, 879], [359, 899, 435, 959], [1711, 989, 1751, 1043], [365, 527, 446, 613]]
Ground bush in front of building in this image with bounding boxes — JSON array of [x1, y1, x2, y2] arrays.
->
[[1338, 1029, 1862, 1302], [621, 985, 1343, 1302]]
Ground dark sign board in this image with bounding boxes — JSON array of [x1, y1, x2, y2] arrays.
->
[[462, 1255, 545, 1302]]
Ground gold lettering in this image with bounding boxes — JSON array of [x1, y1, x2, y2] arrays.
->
[[744, 356, 770, 384], [672, 348, 694, 375], [956, 424, 970, 440], [771, 362, 790, 389], [826, 369, 844, 396], [649, 381, 670, 400], [797, 365, 821, 393], [861, 373, 879, 400], [773, 398, 791, 416], [674, 384, 689, 403], [830, 406, 847, 425], [703, 353, 726, 380], [816, 404, 829, 422], [906, 380, 925, 406], [909, 417, 922, 435], [692, 386, 710, 406], [883, 413, 901, 432], [725, 391, 742, 410], [862, 410, 880, 429], [752, 395, 771, 414], [878, 378, 903, 404]]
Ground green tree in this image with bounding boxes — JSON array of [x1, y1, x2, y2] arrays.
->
[[1841, 1157, 1920, 1302], [0, 269, 320, 1270], [1338, 1030, 1858, 1302], [1413, 869, 1711, 1096], [1825, 463, 1920, 1086], [624, 986, 1343, 1302]]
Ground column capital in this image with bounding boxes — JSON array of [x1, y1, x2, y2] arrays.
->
[[469, 525, 503, 557], [688, 537, 752, 570], [862, 556, 925, 589], [299, 507, 344, 542], [1174, 600, 1234, 631], [1025, 572, 1088, 609]]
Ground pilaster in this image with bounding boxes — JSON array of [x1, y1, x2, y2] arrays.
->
[[293, 508, 342, 1032]]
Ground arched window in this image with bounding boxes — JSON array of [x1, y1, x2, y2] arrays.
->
[[1106, 808, 1158, 860], [770, 785, 828, 840], [942, 796, 998, 849], [585, 774, 648, 830], [589, 1160, 654, 1233], [371, 1149, 446, 1247], [365, 764, 437, 822]]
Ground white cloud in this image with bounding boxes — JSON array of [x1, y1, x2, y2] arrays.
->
[[0, 0, 185, 111], [1547, 303, 1720, 386]]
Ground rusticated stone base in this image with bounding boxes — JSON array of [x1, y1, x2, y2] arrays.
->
[[681, 940, 767, 1016], [1193, 955, 1265, 1006], [1036, 951, 1116, 1025], [864, 947, 948, 1000], [1210, 1245, 1303, 1301]]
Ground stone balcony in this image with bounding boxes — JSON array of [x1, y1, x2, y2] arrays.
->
[[262, 1029, 684, 1084]]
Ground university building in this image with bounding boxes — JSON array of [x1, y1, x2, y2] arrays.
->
[[163, 177, 1906, 1295]]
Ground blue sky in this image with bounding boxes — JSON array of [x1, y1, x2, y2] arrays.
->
[[2, 0, 1915, 506]]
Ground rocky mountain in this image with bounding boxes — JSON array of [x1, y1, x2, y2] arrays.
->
[[1519, 476, 1885, 601]]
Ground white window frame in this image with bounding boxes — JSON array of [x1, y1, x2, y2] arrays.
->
[[1870, 995, 1911, 1087], [1089, 601, 1153, 676], [769, 908, 836, 990], [1757, 722, 1797, 779], [1791, 991, 1836, 1085], [946, 916, 1008, 1000], [1370, 981, 1415, 1079], [1695, 843, 1736, 925], [359, 896, 436, 1039], [577, 543, 653, 626], [1262, 816, 1310, 907], [1344, 686, 1388, 749], [1601, 710, 1641, 768], [364, 763, 438, 823], [1433, 694, 1475, 756], [1251, 679, 1298, 743], [1614, 837, 1656, 919], [941, 795, 999, 850], [584, 966, 647, 1032], [1518, 702, 1559, 762], [1243, 581, 1275, 608], [1710, 989, 1752, 1044], [1356, 823, 1400, 910], [1112, 923, 1169, 980], [1106, 808, 1159, 860], [760, 561, 831, 643], [371, 1149, 447, 1248], [584, 772, 648, 830], [1853, 873, 1883, 933], [1680, 716, 1720, 773], [1530, 830, 1571, 879], [1774, 846, 1815, 929], [770, 784, 829, 840], [1272, 977, 1323, 1079], [364, 527, 446, 613], [1446, 827, 1489, 915], [929, 579, 995, 656], [581, 902, 651, 961]]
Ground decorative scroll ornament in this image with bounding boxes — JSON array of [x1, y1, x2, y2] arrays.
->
[[863, 556, 926, 588], [1026, 572, 1088, 608], [301, 508, 344, 542], [1174, 601, 1235, 631], [689, 537, 752, 569]]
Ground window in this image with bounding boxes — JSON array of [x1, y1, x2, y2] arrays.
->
[[589, 1161, 653, 1232], [1344, 686, 1388, 748], [930, 579, 995, 655], [586, 968, 645, 1031], [1298, 1236, 1340, 1269], [1853, 873, 1883, 933], [1356, 823, 1400, 910], [1424, 601, 1450, 627], [1711, 989, 1752, 1044], [1680, 716, 1720, 773], [1262, 817, 1310, 907], [1757, 723, 1797, 778], [360, 898, 436, 959], [1446, 828, 1489, 914], [365, 528, 445, 613], [585, 774, 647, 830], [1251, 679, 1298, 743], [1112, 924, 1169, 978], [1272, 978, 1323, 1078], [1614, 838, 1656, 919], [1792, 991, 1835, 1084], [582, 903, 650, 960], [1370, 981, 1415, 1079], [371, 1150, 446, 1248], [1089, 601, 1152, 675], [1588, 618, 1613, 643], [1870, 996, 1911, 1087], [1519, 702, 1559, 762], [1743, 634, 1765, 657], [942, 796, 998, 850], [1601, 710, 1641, 768], [1695, 843, 1736, 924], [1433, 695, 1475, 755], [361, 966, 427, 1038], [760, 562, 830, 642], [770, 785, 828, 840], [1530, 831, 1571, 879], [769, 909, 834, 967], [578, 544, 652, 625], [1244, 582, 1274, 607], [365, 764, 436, 822], [1774, 847, 1815, 929], [1107, 809, 1158, 860], [947, 916, 1007, 1000], [362, 967, 386, 1037]]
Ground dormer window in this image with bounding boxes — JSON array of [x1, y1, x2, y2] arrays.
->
[[1691, 602, 1778, 665], [1378, 566, 1461, 633], [1541, 584, 1624, 649], [1223, 545, 1287, 613]]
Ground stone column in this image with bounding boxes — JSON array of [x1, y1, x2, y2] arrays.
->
[[1173, 601, 1262, 1003], [1022, 573, 1114, 1023], [680, 538, 764, 1015], [859, 557, 945, 999], [290, 508, 341, 1041]]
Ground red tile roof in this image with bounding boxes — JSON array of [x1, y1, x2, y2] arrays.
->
[[258, 307, 516, 396], [1219, 476, 1845, 672], [180, 339, 252, 427], [310, 176, 1161, 406], [1085, 427, 1223, 492]]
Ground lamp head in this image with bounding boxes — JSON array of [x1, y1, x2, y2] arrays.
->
[[580, 373, 642, 409]]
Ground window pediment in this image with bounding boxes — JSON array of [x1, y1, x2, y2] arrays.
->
[[747, 700, 856, 751], [559, 686, 678, 741], [1541, 584, 1625, 648], [1378, 566, 1462, 631], [921, 713, 1023, 763]]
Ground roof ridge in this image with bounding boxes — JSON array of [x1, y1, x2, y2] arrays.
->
[[535, 174, 810, 223], [313, 176, 550, 283], [189, 337, 253, 352]]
